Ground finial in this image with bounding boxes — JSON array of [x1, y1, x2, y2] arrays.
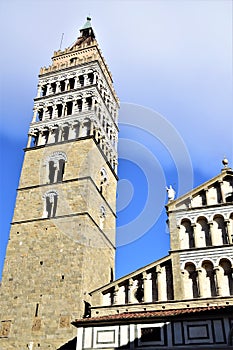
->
[[222, 156, 229, 168]]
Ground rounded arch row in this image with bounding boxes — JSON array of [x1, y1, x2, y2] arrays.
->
[[179, 213, 233, 249]]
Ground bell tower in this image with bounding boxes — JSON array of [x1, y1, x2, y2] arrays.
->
[[0, 17, 119, 349]]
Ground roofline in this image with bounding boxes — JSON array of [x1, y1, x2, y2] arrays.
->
[[167, 168, 233, 209], [90, 254, 171, 295], [72, 305, 233, 327]]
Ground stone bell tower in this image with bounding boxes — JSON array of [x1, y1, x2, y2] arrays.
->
[[0, 17, 119, 349]]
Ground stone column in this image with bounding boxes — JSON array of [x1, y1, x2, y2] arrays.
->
[[156, 265, 167, 301], [75, 75, 81, 89], [209, 222, 216, 245], [27, 134, 33, 148], [103, 292, 111, 306], [82, 97, 87, 111], [37, 130, 43, 146], [37, 84, 42, 98], [56, 81, 61, 93], [143, 272, 153, 302], [32, 109, 37, 123], [205, 188, 209, 206], [192, 224, 199, 248], [181, 270, 193, 299], [84, 74, 88, 87], [89, 120, 94, 135], [219, 181, 226, 203], [47, 83, 51, 95], [214, 267, 224, 296], [128, 278, 135, 304], [197, 268, 205, 298], [65, 79, 69, 91], [113, 285, 119, 305], [62, 103, 65, 117], [93, 71, 97, 85]]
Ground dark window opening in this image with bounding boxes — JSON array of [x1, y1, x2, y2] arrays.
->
[[37, 109, 43, 121], [54, 128, 59, 143], [189, 227, 195, 248], [57, 159, 65, 182], [134, 279, 144, 302], [165, 263, 174, 300], [60, 80, 65, 92], [62, 126, 69, 141], [46, 195, 57, 218], [215, 184, 223, 203], [57, 104, 63, 118], [141, 327, 161, 342], [51, 82, 56, 94], [47, 106, 53, 119], [88, 72, 94, 84], [205, 226, 212, 246], [86, 97, 92, 110], [77, 99, 82, 112], [79, 75, 84, 87], [200, 190, 207, 205], [49, 161, 56, 184], [70, 57, 76, 64], [41, 85, 47, 96], [42, 130, 49, 144], [32, 135, 39, 147], [69, 78, 75, 90], [66, 101, 73, 115]]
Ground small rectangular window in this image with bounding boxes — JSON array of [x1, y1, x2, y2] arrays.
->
[[141, 327, 161, 342]]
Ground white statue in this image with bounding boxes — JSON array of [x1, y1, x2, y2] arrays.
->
[[166, 185, 176, 201]]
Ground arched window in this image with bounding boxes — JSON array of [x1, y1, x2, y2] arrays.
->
[[180, 219, 194, 249], [100, 167, 108, 194], [213, 215, 228, 245], [202, 260, 217, 297], [219, 259, 233, 295], [196, 217, 211, 247], [184, 262, 198, 298], [45, 152, 67, 184], [41, 128, 49, 145], [42, 190, 58, 218]]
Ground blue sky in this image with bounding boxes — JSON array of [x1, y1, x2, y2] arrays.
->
[[0, 0, 232, 280]]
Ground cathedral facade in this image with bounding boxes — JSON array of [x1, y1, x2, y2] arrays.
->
[[0, 18, 232, 350]]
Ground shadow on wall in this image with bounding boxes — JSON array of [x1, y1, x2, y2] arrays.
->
[[56, 327, 233, 349], [57, 337, 76, 350]]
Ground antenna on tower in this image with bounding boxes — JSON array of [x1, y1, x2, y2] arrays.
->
[[59, 33, 64, 50]]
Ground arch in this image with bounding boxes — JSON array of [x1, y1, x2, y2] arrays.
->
[[45, 152, 67, 184], [219, 258, 233, 295], [40, 128, 49, 145], [201, 260, 217, 297], [213, 214, 228, 245], [228, 213, 233, 243], [196, 216, 211, 247], [100, 167, 108, 195], [180, 219, 194, 249], [42, 190, 58, 218], [183, 262, 198, 298], [222, 175, 233, 203]]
